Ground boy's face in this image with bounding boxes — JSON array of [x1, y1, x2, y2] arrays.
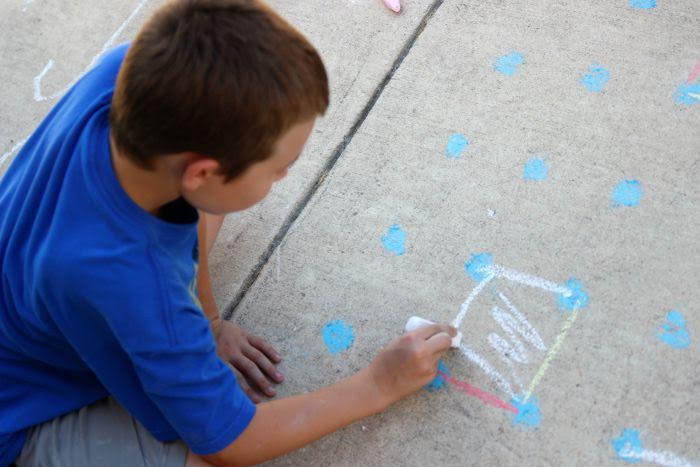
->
[[181, 118, 315, 214]]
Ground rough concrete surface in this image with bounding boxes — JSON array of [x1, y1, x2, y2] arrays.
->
[[2, 0, 699, 465]]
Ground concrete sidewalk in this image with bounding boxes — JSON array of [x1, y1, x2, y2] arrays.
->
[[1, 0, 699, 465]]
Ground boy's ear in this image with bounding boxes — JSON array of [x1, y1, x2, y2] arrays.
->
[[181, 154, 222, 191]]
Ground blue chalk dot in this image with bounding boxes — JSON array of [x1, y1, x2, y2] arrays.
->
[[494, 52, 525, 76], [511, 395, 542, 429], [580, 63, 610, 92], [674, 83, 700, 106], [445, 133, 469, 159], [381, 224, 407, 256], [629, 0, 656, 9], [523, 157, 548, 181], [322, 320, 355, 355], [425, 360, 450, 392], [612, 428, 644, 463], [657, 310, 691, 349], [612, 180, 643, 207], [557, 278, 589, 311], [465, 252, 494, 282]]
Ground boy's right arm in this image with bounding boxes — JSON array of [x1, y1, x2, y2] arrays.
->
[[202, 324, 456, 467]]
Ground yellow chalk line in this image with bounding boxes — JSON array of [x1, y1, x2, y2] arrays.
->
[[523, 307, 580, 403]]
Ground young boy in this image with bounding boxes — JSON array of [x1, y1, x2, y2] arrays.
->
[[0, 1, 456, 465]]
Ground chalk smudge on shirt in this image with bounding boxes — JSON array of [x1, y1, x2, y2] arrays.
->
[[322, 320, 355, 355], [381, 224, 407, 256]]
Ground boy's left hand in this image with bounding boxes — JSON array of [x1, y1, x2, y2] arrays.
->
[[215, 321, 284, 402]]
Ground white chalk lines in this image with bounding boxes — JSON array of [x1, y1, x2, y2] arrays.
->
[[452, 261, 576, 405], [2, 0, 150, 169], [620, 446, 694, 467], [33, 0, 149, 102]]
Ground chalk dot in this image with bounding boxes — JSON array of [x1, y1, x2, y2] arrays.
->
[[494, 52, 525, 76], [381, 224, 407, 256], [629, 0, 656, 9], [612, 428, 644, 463], [425, 360, 450, 392], [523, 157, 548, 181], [656, 310, 691, 349], [612, 179, 643, 207], [557, 278, 589, 311], [674, 83, 700, 106], [580, 63, 610, 92], [510, 395, 542, 429], [322, 320, 355, 355], [465, 252, 494, 282], [445, 133, 469, 159]]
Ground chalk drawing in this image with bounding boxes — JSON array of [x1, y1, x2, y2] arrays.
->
[[0, 138, 28, 169], [439, 371, 518, 413], [488, 292, 547, 392], [445, 133, 469, 159], [523, 157, 548, 181], [510, 394, 542, 428], [322, 320, 355, 355], [425, 360, 450, 392], [557, 278, 589, 311], [612, 180, 643, 207], [381, 224, 406, 256], [656, 310, 691, 349], [452, 253, 587, 423], [494, 52, 525, 76], [612, 428, 694, 466], [674, 84, 700, 106], [33, 0, 149, 102], [2, 0, 150, 168], [580, 63, 611, 92], [21, 0, 35, 12], [464, 253, 494, 282], [629, 0, 657, 9], [687, 62, 700, 84], [523, 307, 580, 402]]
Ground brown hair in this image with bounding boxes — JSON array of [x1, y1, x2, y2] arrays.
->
[[110, 0, 329, 180]]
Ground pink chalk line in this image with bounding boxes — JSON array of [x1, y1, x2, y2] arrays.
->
[[438, 371, 518, 414], [687, 61, 700, 84]]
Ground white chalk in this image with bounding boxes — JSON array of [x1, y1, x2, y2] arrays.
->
[[404, 316, 462, 348]]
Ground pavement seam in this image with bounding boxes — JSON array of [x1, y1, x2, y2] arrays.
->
[[224, 0, 446, 320]]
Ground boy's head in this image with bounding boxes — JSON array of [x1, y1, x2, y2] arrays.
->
[[109, 0, 329, 213]]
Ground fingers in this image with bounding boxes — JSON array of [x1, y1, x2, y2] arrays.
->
[[231, 355, 277, 397], [227, 364, 263, 404], [242, 345, 284, 383], [410, 323, 457, 340], [248, 334, 282, 363], [424, 331, 453, 354]]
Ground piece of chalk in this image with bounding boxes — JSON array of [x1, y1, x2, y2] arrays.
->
[[382, 0, 401, 13], [404, 316, 462, 348]]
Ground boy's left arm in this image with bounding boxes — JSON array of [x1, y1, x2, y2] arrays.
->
[[197, 214, 284, 402]]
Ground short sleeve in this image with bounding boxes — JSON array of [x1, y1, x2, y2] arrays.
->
[[41, 249, 256, 454]]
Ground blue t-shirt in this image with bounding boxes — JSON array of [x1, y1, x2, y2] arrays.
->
[[0, 44, 255, 466]]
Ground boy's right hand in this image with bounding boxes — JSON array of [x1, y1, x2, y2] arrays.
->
[[366, 323, 457, 408]]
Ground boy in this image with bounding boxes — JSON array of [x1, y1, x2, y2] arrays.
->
[[0, 1, 456, 465]]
